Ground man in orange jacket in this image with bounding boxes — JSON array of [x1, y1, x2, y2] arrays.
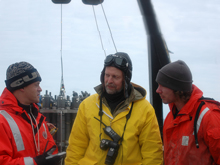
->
[[0, 61, 65, 165], [156, 60, 220, 165]]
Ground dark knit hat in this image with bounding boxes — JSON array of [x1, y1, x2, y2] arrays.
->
[[156, 60, 193, 92], [100, 52, 132, 98], [5, 62, 42, 92]]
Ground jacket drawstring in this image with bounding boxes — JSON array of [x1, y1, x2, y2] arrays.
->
[[29, 107, 40, 155]]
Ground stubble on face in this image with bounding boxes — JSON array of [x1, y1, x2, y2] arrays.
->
[[105, 82, 123, 94], [23, 81, 42, 104], [157, 84, 177, 104], [104, 66, 124, 95]]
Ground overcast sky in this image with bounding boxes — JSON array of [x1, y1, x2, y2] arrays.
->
[[0, 0, 219, 118]]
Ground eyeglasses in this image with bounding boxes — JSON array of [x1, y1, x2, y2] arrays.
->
[[104, 55, 129, 68]]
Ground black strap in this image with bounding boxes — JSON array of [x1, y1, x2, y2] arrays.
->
[[194, 96, 216, 148], [194, 101, 205, 148], [199, 96, 214, 101], [98, 98, 134, 143], [99, 94, 104, 141], [120, 102, 134, 145]]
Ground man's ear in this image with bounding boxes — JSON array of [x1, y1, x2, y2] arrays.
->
[[19, 88, 25, 92]]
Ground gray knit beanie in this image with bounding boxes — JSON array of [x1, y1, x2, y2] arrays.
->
[[156, 60, 193, 92], [5, 61, 42, 92]]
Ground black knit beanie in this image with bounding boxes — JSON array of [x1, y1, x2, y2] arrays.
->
[[156, 60, 193, 92], [5, 62, 42, 92]]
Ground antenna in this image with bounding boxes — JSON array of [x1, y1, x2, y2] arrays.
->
[[59, 4, 65, 97]]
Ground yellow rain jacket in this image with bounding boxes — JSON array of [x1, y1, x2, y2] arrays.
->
[[65, 83, 163, 165]]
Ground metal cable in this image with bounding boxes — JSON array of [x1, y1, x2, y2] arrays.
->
[[92, 6, 107, 57], [100, 3, 117, 53], [92, 3, 118, 57], [60, 4, 65, 96]]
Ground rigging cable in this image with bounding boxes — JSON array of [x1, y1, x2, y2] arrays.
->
[[60, 4, 65, 97], [61, 4, 62, 57], [61, 4, 63, 79], [92, 4, 118, 57], [100, 4, 118, 53], [92, 6, 107, 56]]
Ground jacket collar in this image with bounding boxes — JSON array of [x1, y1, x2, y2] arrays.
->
[[94, 82, 146, 102], [0, 87, 39, 115], [169, 84, 203, 116], [94, 83, 147, 117]]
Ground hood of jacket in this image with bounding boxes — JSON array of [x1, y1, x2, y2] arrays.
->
[[95, 82, 146, 100], [168, 84, 203, 116], [94, 82, 147, 117], [0, 87, 39, 115]]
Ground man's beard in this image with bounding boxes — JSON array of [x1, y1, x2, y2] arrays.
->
[[105, 83, 123, 94]]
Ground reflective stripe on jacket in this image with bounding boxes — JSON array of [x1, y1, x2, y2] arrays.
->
[[163, 84, 220, 165], [65, 83, 163, 165], [0, 88, 57, 165]]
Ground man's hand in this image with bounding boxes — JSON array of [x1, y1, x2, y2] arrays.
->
[[34, 145, 65, 165]]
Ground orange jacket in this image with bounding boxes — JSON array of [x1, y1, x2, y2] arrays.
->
[[0, 88, 57, 165], [163, 85, 220, 165]]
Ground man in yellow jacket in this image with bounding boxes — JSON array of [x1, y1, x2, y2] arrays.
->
[[65, 52, 163, 165]]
